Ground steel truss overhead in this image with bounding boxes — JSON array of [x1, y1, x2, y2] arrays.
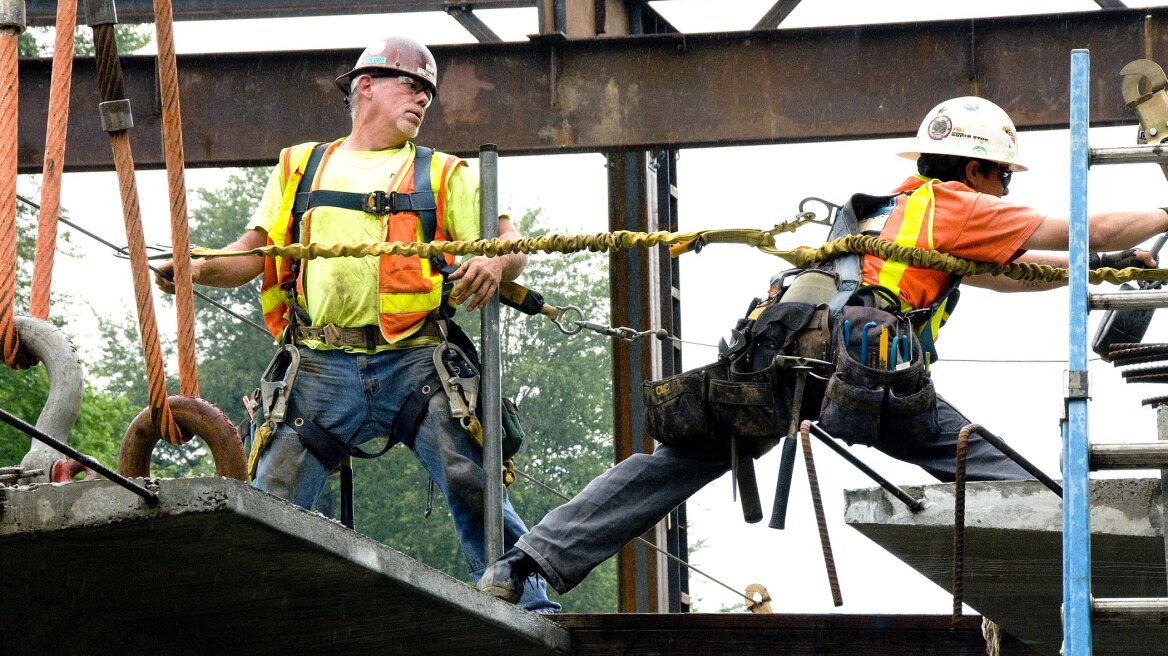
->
[[17, 8, 1166, 172], [21, 0, 533, 25]]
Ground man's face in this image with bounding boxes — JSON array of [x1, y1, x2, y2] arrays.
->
[[364, 73, 433, 140], [966, 160, 1012, 198]]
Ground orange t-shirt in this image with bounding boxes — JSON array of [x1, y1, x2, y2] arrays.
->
[[861, 176, 1045, 310]]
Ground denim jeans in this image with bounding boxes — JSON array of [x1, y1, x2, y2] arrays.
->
[[253, 345, 559, 613], [519, 394, 1034, 594]]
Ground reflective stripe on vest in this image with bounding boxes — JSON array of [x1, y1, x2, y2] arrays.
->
[[870, 176, 951, 347], [258, 140, 463, 343]]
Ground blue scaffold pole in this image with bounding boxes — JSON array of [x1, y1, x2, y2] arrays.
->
[[1064, 48, 1093, 656]]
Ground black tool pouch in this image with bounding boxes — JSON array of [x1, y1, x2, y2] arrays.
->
[[642, 359, 728, 447], [818, 305, 938, 446]]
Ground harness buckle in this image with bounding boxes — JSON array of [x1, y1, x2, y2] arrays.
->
[[364, 190, 393, 215]]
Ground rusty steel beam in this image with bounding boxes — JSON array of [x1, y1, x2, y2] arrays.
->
[[23, 0, 534, 26], [17, 9, 1168, 172]]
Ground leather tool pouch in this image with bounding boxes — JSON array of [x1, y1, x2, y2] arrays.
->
[[818, 305, 938, 446]]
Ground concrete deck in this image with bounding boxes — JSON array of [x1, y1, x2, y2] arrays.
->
[[845, 479, 1167, 656], [0, 477, 569, 655]]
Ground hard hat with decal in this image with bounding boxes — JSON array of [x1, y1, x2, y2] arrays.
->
[[898, 96, 1027, 172], [334, 36, 438, 97]]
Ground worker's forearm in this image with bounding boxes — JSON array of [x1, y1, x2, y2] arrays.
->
[[194, 229, 267, 288], [1087, 209, 1168, 251], [497, 252, 528, 282], [195, 254, 265, 288]]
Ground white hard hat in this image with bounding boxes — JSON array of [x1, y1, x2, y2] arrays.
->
[[898, 96, 1027, 172]]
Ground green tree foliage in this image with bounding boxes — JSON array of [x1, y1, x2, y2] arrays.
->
[[20, 24, 151, 57]]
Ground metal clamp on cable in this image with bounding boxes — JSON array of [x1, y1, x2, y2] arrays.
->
[[0, 0, 26, 33], [84, 0, 118, 26], [99, 99, 133, 132]]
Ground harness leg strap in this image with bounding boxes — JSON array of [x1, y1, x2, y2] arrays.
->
[[290, 415, 349, 471]]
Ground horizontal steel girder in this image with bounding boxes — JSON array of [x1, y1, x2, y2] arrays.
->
[[16, 8, 1168, 172], [22, 0, 533, 26]]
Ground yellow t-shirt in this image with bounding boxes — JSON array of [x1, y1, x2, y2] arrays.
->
[[249, 140, 479, 351]]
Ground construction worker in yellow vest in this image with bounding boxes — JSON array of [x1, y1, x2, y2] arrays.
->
[[155, 36, 558, 613], [476, 96, 1167, 605]]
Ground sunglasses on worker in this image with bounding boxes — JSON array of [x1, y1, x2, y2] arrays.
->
[[978, 160, 1012, 190], [366, 72, 434, 105]]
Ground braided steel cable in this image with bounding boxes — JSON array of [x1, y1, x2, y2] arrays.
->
[[93, 21, 182, 446], [152, 0, 198, 397], [29, 0, 78, 321], [0, 26, 30, 369]]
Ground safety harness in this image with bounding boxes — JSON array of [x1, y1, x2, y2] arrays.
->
[[815, 190, 962, 362], [247, 143, 518, 487]]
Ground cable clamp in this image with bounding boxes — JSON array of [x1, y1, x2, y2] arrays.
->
[[99, 99, 134, 133]]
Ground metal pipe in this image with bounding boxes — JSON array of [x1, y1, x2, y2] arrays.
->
[[478, 143, 504, 563], [1091, 597, 1168, 625], [807, 423, 924, 512], [1090, 443, 1168, 469], [1064, 49, 1094, 656], [1089, 289, 1168, 310], [1090, 144, 1168, 165], [0, 404, 159, 503]]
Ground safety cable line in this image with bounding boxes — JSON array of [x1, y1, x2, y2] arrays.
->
[[0, 24, 28, 370], [30, 0, 78, 321], [515, 467, 760, 608], [92, 19, 182, 446], [16, 194, 269, 335], [193, 231, 1168, 286], [152, 0, 198, 398]]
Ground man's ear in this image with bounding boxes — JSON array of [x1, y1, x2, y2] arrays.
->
[[962, 159, 982, 186]]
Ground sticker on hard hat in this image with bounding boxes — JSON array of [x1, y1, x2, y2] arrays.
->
[[927, 116, 952, 140], [364, 56, 388, 65], [963, 99, 981, 111]]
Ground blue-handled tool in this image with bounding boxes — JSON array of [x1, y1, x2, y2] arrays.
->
[[858, 321, 878, 364], [842, 319, 852, 349], [890, 336, 901, 369]]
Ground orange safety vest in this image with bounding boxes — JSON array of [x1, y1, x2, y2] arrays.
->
[[861, 176, 955, 351], [259, 140, 464, 343]]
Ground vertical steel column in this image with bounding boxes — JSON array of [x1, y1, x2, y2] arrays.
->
[[1064, 49, 1093, 656], [479, 144, 504, 563], [654, 149, 690, 612], [1159, 405, 1168, 584], [609, 149, 664, 613]]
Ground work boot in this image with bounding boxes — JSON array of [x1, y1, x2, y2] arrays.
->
[[477, 546, 539, 604]]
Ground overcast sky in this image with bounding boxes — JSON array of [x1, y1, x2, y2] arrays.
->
[[18, 1, 1168, 614]]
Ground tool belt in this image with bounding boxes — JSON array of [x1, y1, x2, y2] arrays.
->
[[817, 303, 938, 447], [291, 321, 440, 349], [642, 294, 833, 451]]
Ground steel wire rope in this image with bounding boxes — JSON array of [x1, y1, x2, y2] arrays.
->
[[0, 19, 31, 369], [151, 0, 198, 397], [91, 19, 181, 445], [29, 0, 78, 322], [16, 194, 268, 335], [514, 467, 763, 608]]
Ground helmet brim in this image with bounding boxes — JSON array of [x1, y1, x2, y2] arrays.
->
[[897, 150, 1028, 173]]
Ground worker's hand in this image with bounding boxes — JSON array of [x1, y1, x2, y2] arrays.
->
[[1091, 248, 1158, 269], [447, 256, 505, 312], [154, 260, 177, 294]]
